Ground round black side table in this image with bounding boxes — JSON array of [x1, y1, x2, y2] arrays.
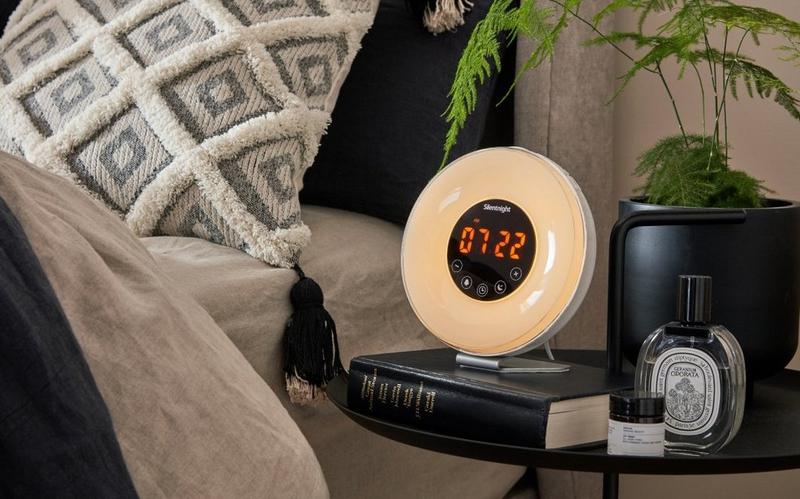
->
[[328, 350, 800, 499]]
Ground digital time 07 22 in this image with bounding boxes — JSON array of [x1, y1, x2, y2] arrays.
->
[[456, 225, 529, 260]]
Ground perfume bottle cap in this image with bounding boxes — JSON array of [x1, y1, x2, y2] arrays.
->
[[678, 275, 712, 324], [609, 391, 664, 418]]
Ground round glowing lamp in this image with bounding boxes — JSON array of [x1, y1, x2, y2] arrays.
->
[[401, 147, 596, 370]]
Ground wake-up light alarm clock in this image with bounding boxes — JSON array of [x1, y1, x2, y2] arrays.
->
[[401, 147, 595, 370]]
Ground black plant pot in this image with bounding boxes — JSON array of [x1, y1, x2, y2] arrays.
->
[[618, 198, 800, 381]]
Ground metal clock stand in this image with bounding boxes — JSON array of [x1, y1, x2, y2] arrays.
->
[[455, 341, 570, 373]]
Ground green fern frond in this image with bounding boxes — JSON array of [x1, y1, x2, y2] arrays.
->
[[513, 1, 560, 76], [506, 0, 581, 97], [707, 168, 764, 208], [441, 0, 582, 169], [777, 44, 800, 66], [655, 0, 706, 39], [634, 135, 722, 207], [775, 90, 800, 120], [634, 134, 719, 208], [697, 48, 800, 120], [592, 0, 677, 30], [441, 0, 519, 169], [634, 134, 715, 176], [602, 33, 699, 101], [441, 0, 796, 209], [636, 0, 679, 31], [704, 4, 800, 38], [593, 0, 632, 25], [634, 134, 764, 208], [704, 4, 800, 61]]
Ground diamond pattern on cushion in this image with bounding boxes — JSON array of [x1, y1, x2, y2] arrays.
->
[[161, 54, 280, 142], [0, 0, 377, 269], [0, 11, 76, 83], [339, 0, 376, 13], [220, 0, 326, 26], [266, 35, 347, 110], [155, 183, 244, 248], [217, 137, 304, 229], [75, 0, 144, 23], [68, 107, 173, 213], [119, 3, 216, 67], [0, 126, 21, 156], [22, 56, 117, 137]]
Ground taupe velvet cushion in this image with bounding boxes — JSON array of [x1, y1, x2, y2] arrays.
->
[[0, 152, 327, 498], [143, 205, 526, 499]]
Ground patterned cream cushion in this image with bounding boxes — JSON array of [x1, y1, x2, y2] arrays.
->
[[0, 0, 377, 267]]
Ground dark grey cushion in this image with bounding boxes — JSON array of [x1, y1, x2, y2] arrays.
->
[[300, 0, 505, 224]]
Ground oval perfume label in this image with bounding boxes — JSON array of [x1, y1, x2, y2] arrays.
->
[[650, 348, 720, 436]]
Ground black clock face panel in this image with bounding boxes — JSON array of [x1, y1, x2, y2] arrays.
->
[[447, 199, 536, 301]]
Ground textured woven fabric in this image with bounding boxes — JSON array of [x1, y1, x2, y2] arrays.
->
[[0, 151, 329, 499], [0, 0, 377, 267], [0, 194, 137, 499]]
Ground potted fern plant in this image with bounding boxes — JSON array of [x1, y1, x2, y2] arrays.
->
[[442, 0, 800, 380]]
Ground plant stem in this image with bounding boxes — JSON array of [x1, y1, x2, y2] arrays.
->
[[713, 28, 751, 164], [691, 62, 707, 142], [694, 0, 719, 167], [720, 29, 752, 110], [703, 33, 718, 137], [722, 27, 729, 168], [656, 61, 690, 147], [550, 0, 686, 143], [547, 0, 657, 74]]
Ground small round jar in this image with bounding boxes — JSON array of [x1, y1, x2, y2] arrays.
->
[[607, 391, 665, 457]]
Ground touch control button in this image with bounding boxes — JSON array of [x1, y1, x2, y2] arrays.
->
[[476, 283, 489, 297], [451, 259, 463, 273], [509, 267, 522, 282], [494, 280, 507, 294], [460, 275, 473, 289]]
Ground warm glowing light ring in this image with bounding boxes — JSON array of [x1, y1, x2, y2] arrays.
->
[[401, 147, 596, 356]]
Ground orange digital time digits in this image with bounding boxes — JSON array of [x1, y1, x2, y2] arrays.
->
[[458, 226, 527, 259]]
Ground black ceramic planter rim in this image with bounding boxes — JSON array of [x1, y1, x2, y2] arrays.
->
[[622, 196, 799, 210], [615, 196, 800, 380]]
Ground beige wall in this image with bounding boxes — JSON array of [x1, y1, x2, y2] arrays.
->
[[612, 1, 800, 498]]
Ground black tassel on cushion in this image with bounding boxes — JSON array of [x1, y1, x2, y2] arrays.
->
[[283, 264, 344, 405]]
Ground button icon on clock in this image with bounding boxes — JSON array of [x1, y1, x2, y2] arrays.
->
[[460, 275, 473, 289], [510, 267, 522, 281], [494, 280, 507, 294], [451, 259, 463, 273], [476, 283, 489, 297]]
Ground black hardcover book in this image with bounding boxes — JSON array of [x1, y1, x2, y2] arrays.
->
[[348, 349, 633, 448]]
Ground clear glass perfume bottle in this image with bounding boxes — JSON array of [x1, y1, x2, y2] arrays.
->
[[635, 275, 746, 455]]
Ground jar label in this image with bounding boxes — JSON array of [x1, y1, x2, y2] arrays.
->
[[650, 348, 721, 436], [607, 420, 665, 456]]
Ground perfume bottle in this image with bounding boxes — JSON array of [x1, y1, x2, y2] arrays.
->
[[635, 275, 746, 455]]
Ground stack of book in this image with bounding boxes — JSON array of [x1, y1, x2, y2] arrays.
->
[[347, 349, 632, 449]]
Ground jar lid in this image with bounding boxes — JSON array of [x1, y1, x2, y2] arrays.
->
[[610, 390, 664, 418]]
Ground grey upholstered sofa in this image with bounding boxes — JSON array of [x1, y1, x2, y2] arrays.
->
[[142, 5, 617, 496]]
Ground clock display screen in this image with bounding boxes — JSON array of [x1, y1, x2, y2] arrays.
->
[[447, 199, 536, 301]]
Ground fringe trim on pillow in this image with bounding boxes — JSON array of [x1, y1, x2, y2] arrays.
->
[[286, 374, 327, 405], [423, 0, 474, 34]]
